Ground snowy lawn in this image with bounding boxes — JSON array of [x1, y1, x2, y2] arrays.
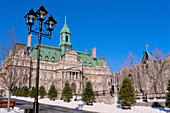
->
[[0, 107, 24, 113], [10, 96, 170, 113]]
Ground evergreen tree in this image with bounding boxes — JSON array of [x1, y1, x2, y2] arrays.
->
[[15, 87, 21, 96], [21, 86, 29, 97], [29, 87, 36, 98], [118, 77, 136, 106], [61, 81, 73, 102], [48, 84, 57, 100], [11, 87, 17, 96], [103, 90, 105, 96], [81, 81, 95, 105], [166, 80, 170, 108], [39, 86, 46, 98]]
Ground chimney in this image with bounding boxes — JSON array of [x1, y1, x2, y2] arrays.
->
[[92, 47, 97, 60], [27, 34, 32, 51]]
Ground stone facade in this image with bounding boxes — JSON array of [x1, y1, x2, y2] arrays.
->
[[0, 17, 111, 97], [111, 52, 170, 94]]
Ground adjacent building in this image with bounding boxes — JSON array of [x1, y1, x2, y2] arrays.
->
[[111, 52, 170, 94]]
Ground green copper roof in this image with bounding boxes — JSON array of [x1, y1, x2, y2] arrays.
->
[[60, 16, 71, 34], [30, 44, 61, 62], [75, 51, 108, 67]]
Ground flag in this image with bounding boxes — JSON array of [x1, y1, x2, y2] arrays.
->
[[146, 44, 149, 47]]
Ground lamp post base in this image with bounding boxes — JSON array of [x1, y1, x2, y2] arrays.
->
[[33, 102, 39, 113]]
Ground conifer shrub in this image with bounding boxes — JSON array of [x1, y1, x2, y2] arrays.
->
[[95, 91, 98, 97], [21, 86, 29, 97], [16, 87, 21, 96], [166, 80, 170, 108], [29, 87, 36, 98], [61, 81, 73, 102], [103, 90, 105, 96], [39, 86, 46, 98], [118, 77, 136, 107], [48, 84, 57, 101], [82, 81, 95, 105], [11, 87, 18, 96]]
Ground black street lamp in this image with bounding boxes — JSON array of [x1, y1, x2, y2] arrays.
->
[[24, 5, 57, 113]]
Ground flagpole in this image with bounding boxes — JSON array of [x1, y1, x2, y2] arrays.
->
[[146, 44, 149, 52]]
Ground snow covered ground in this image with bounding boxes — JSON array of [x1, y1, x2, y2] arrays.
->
[[0, 96, 168, 113], [0, 107, 24, 113]]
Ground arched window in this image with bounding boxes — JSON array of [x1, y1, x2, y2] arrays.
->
[[66, 36, 68, 42], [89, 63, 92, 67], [40, 55, 42, 59]]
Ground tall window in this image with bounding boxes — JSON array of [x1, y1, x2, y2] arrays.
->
[[70, 72, 71, 79], [20, 52, 23, 56], [62, 72, 64, 78], [66, 36, 68, 42], [73, 72, 75, 79], [76, 72, 78, 79], [22, 61, 24, 66], [45, 66, 48, 69], [44, 83, 47, 90], [20, 70, 24, 76], [16, 60, 18, 65], [44, 73, 47, 79], [51, 74, 53, 79]]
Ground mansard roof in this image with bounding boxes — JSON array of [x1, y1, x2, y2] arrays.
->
[[30, 44, 61, 62], [30, 44, 108, 67]]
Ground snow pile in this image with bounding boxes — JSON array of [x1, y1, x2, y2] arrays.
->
[[11, 96, 170, 113], [136, 98, 166, 103], [0, 107, 24, 113]]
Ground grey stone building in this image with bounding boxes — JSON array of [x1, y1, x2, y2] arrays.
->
[[111, 52, 170, 94]]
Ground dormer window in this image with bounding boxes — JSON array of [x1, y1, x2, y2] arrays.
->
[[45, 56, 48, 60], [52, 57, 55, 61], [89, 63, 92, 67], [84, 62, 87, 66]]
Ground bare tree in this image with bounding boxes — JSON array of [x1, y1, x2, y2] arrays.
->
[[125, 48, 169, 94], [0, 27, 28, 112], [146, 48, 169, 93]]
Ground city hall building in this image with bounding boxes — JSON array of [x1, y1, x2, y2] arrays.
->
[[0, 17, 111, 96]]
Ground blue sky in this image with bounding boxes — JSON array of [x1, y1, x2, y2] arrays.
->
[[0, 0, 170, 72]]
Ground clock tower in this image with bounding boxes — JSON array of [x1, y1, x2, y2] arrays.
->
[[59, 16, 72, 55]]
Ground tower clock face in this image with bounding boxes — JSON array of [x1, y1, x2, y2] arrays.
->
[[70, 57, 73, 61]]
